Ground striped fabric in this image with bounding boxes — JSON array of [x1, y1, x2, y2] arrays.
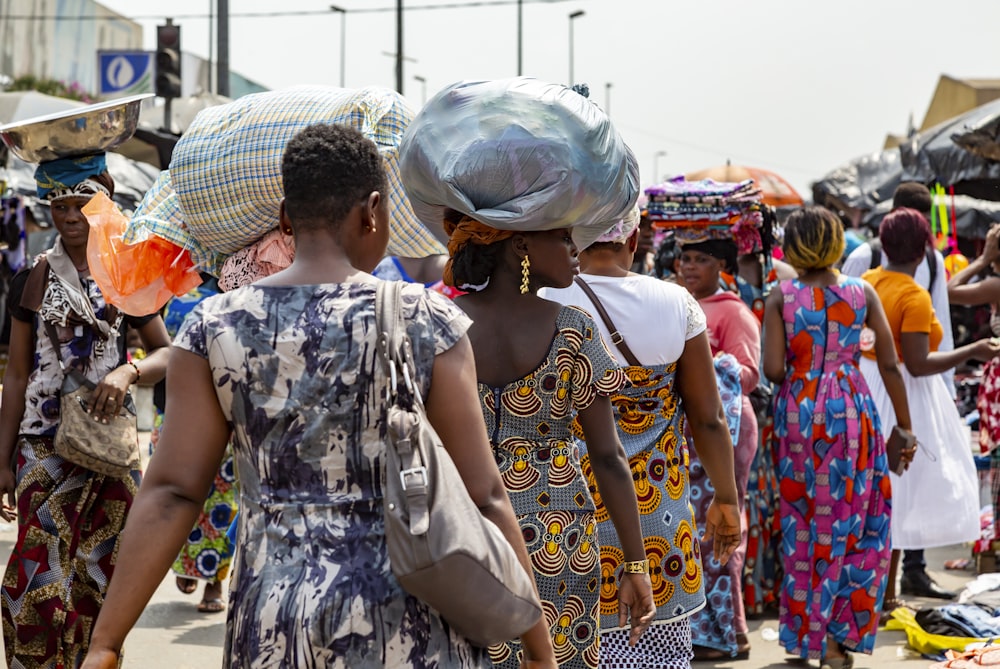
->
[[127, 86, 446, 275]]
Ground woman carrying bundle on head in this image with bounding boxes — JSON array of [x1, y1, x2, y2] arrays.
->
[[80, 122, 556, 669], [0, 150, 171, 668], [762, 206, 913, 669], [400, 78, 658, 669], [675, 236, 760, 661]]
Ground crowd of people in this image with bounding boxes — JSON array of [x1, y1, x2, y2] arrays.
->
[[0, 78, 995, 669]]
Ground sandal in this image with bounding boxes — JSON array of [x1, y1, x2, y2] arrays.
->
[[879, 596, 908, 626], [819, 651, 853, 669], [175, 577, 198, 595], [197, 598, 225, 613]]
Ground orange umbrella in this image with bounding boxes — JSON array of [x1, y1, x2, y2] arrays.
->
[[685, 162, 804, 208]]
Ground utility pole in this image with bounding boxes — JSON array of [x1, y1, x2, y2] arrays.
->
[[217, 0, 230, 97], [395, 0, 404, 95]]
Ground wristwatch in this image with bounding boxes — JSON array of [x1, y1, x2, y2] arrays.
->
[[622, 559, 649, 574]]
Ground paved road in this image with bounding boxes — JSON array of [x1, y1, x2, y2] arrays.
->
[[0, 432, 979, 667]]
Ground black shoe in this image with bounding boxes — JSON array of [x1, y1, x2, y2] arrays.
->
[[899, 571, 957, 599]]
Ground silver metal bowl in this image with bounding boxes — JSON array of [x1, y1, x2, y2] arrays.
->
[[0, 93, 153, 164]]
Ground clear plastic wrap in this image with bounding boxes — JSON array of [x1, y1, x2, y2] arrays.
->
[[399, 77, 639, 249]]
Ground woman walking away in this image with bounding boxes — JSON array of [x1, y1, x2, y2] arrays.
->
[[543, 211, 742, 669], [401, 78, 656, 669], [81, 123, 556, 669], [763, 206, 913, 669], [860, 208, 993, 614], [676, 237, 760, 660], [0, 152, 171, 668]]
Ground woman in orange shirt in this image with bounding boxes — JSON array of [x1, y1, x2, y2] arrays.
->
[[859, 207, 998, 613]]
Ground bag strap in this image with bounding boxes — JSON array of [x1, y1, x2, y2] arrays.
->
[[573, 276, 641, 366], [375, 280, 431, 536]]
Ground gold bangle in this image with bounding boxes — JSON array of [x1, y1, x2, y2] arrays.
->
[[622, 559, 649, 574]]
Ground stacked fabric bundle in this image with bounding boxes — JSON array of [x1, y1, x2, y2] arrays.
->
[[645, 176, 763, 255]]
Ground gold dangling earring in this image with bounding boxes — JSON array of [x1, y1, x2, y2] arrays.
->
[[520, 255, 531, 294]]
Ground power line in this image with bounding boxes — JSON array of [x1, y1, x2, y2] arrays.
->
[[3, 0, 571, 21]]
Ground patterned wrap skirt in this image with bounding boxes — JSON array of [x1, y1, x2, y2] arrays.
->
[[2, 436, 139, 669]]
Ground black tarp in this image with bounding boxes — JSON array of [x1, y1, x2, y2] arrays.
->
[[861, 194, 1000, 239], [812, 148, 902, 212], [899, 97, 1000, 188]]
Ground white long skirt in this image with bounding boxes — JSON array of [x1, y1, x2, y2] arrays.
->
[[858, 357, 979, 549]]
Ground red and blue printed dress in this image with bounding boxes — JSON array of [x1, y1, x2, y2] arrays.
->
[[772, 278, 891, 659]]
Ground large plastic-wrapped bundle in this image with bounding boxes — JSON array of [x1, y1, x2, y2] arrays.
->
[[399, 77, 638, 249], [128, 86, 445, 275]]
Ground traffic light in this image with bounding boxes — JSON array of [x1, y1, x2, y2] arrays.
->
[[155, 23, 182, 99]]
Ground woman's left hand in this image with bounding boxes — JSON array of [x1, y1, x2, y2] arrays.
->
[[617, 572, 655, 646], [88, 365, 135, 424], [702, 500, 742, 566]]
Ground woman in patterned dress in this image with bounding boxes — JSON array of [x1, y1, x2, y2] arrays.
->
[[542, 213, 742, 669], [443, 215, 656, 669], [676, 238, 761, 660], [0, 155, 172, 668], [762, 206, 913, 669], [81, 124, 557, 669]]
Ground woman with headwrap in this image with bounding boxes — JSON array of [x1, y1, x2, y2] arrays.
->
[[542, 211, 742, 669], [675, 238, 760, 660], [400, 79, 658, 669], [0, 153, 171, 668], [762, 206, 913, 669]]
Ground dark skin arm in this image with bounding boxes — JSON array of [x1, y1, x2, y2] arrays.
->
[[88, 316, 171, 423], [899, 331, 1000, 377], [0, 318, 34, 521], [947, 224, 1000, 306], [82, 348, 231, 669], [576, 395, 656, 644], [425, 337, 555, 668], [763, 289, 787, 385], [674, 331, 742, 564]]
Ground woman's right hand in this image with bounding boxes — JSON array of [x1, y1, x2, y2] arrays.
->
[[984, 225, 1000, 265], [0, 465, 15, 523], [972, 337, 1000, 361]]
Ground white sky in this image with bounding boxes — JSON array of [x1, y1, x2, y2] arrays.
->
[[97, 0, 1000, 201]]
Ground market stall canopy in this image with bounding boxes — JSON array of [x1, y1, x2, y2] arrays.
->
[[685, 162, 803, 208]]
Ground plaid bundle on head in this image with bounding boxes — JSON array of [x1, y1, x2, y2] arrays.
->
[[128, 86, 445, 275]]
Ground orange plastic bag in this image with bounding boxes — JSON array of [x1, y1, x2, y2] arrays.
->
[[84, 193, 202, 315]]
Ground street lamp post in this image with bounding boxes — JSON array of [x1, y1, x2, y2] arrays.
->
[[653, 150, 668, 184], [517, 0, 523, 75], [568, 10, 584, 86], [605, 82, 612, 116], [413, 75, 427, 105], [330, 5, 346, 88]]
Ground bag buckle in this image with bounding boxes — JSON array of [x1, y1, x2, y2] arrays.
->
[[400, 466, 428, 490], [610, 331, 625, 345]]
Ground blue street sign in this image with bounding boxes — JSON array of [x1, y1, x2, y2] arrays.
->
[[98, 51, 153, 98]]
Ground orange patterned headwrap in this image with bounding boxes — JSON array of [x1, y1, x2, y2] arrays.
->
[[443, 215, 516, 287]]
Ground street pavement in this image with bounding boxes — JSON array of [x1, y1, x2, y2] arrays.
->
[[0, 431, 981, 667]]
